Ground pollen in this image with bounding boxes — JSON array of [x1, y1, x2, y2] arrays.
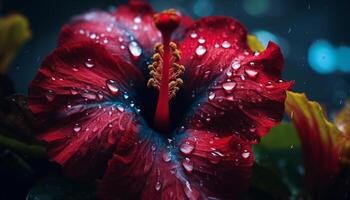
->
[[147, 42, 185, 99]]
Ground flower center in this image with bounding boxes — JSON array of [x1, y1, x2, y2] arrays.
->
[[147, 9, 184, 133]]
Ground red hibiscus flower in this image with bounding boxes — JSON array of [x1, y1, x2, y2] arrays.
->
[[28, 1, 293, 199]]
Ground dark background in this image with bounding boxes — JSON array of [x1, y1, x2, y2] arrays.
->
[[1, 0, 350, 115]]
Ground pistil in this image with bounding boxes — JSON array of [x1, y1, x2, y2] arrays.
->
[[147, 9, 184, 132]]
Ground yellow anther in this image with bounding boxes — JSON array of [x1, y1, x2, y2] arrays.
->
[[148, 41, 185, 99]]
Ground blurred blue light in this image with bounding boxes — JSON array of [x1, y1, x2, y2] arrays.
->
[[253, 30, 280, 47], [193, 0, 213, 17], [243, 0, 270, 16], [337, 46, 350, 73], [307, 40, 337, 74]]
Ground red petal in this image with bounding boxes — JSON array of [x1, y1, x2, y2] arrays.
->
[[179, 16, 249, 91], [98, 128, 252, 200], [184, 41, 293, 141], [28, 41, 143, 180], [58, 11, 138, 63], [113, 1, 194, 53]]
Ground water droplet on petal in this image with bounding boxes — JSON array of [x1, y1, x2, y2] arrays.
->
[[190, 32, 198, 38], [184, 181, 199, 199], [222, 81, 237, 91], [128, 41, 142, 58], [155, 181, 162, 191], [97, 92, 104, 100], [195, 45, 207, 56], [134, 16, 141, 23], [221, 41, 231, 48], [106, 80, 119, 95], [162, 151, 171, 162], [231, 61, 241, 70], [90, 33, 97, 39], [180, 141, 195, 154], [242, 150, 250, 159], [226, 70, 232, 77], [85, 58, 94, 68], [245, 69, 258, 78], [182, 157, 194, 173], [46, 90, 55, 102], [208, 92, 216, 100], [198, 38, 205, 44], [117, 105, 124, 112], [123, 92, 129, 99], [73, 123, 81, 133], [70, 88, 78, 95], [151, 144, 157, 151], [214, 43, 219, 48], [208, 151, 223, 164]]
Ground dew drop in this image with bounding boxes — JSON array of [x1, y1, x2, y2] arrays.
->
[[226, 70, 232, 77], [182, 157, 194, 173], [180, 141, 195, 154], [208, 92, 216, 100], [106, 80, 119, 95], [162, 151, 171, 162], [231, 61, 241, 70], [84, 58, 94, 68], [155, 181, 162, 191], [117, 105, 124, 112], [134, 16, 141, 23], [70, 88, 78, 95], [128, 41, 142, 58], [242, 150, 250, 159], [190, 32, 198, 38], [214, 43, 219, 48], [198, 38, 205, 44], [195, 45, 207, 56], [123, 92, 129, 99], [245, 69, 258, 78], [90, 33, 97, 39], [45, 90, 55, 102], [221, 41, 231, 48], [222, 81, 237, 91], [73, 123, 81, 133]]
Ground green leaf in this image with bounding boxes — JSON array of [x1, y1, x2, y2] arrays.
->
[[26, 177, 97, 200], [0, 14, 31, 73], [249, 162, 291, 199], [254, 122, 304, 197]]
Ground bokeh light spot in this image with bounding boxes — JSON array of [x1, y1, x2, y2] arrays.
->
[[243, 0, 270, 16], [307, 40, 336, 74], [336, 46, 350, 73], [253, 30, 280, 47], [193, 0, 213, 17]]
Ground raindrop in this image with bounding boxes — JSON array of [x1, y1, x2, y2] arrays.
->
[[208, 150, 224, 164], [180, 141, 195, 154], [182, 157, 194, 173], [134, 16, 141, 23], [208, 92, 216, 100], [222, 81, 237, 91], [106, 79, 119, 95], [151, 144, 157, 151], [73, 123, 81, 133], [85, 58, 94, 68], [231, 61, 241, 70], [90, 33, 97, 39], [226, 70, 232, 77], [245, 69, 258, 78], [242, 150, 250, 159], [198, 38, 205, 44], [123, 92, 129, 99], [117, 105, 125, 112], [155, 181, 162, 191], [70, 88, 78, 95], [190, 32, 198, 38], [162, 151, 171, 162], [46, 90, 55, 102], [128, 41, 142, 58], [195, 45, 207, 56], [221, 41, 231, 48], [214, 43, 219, 48], [79, 29, 85, 35]]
